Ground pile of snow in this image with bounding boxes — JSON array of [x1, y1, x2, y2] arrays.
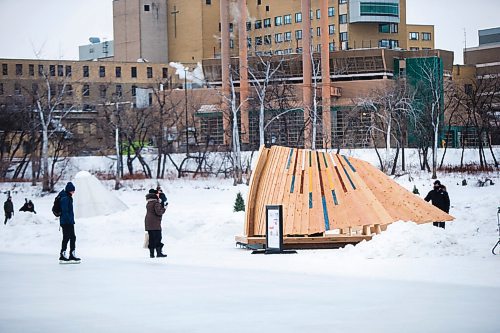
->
[[73, 171, 128, 218]]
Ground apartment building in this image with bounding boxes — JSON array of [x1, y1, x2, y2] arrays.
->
[[113, 0, 435, 64]]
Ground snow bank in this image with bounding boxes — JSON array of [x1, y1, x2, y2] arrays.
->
[[73, 171, 128, 218]]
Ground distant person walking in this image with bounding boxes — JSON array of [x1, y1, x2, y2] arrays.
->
[[4, 196, 14, 225], [424, 180, 450, 229], [145, 189, 167, 258], [58, 182, 81, 262]]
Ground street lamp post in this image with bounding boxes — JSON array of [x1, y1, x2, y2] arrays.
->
[[184, 67, 189, 155]]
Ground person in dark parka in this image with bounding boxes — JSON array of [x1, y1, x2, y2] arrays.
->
[[19, 199, 36, 214], [59, 182, 80, 262], [4, 196, 14, 225], [424, 180, 450, 229], [145, 189, 167, 258], [157, 186, 168, 207]]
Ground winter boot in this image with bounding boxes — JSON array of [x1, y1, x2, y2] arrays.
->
[[156, 247, 167, 258], [59, 251, 70, 262], [69, 250, 81, 262], [149, 248, 155, 258]]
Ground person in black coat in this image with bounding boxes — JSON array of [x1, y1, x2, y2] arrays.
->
[[58, 182, 80, 262], [4, 196, 14, 225], [19, 199, 36, 214], [424, 180, 450, 229]]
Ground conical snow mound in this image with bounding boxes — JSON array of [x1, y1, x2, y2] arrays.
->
[[73, 171, 128, 218]]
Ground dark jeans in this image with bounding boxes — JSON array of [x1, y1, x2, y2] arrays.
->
[[4, 213, 12, 224], [148, 230, 163, 250], [61, 224, 76, 252], [433, 222, 445, 229]]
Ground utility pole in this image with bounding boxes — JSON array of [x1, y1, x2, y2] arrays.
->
[[184, 67, 189, 155]]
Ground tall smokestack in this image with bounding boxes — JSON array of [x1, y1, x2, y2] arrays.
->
[[320, 0, 331, 148], [220, 0, 231, 145], [239, 0, 249, 144], [301, 0, 312, 149]]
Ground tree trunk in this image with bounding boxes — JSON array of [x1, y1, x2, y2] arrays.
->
[[41, 126, 50, 192]]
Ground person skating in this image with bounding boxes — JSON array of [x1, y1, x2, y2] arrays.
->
[[58, 182, 80, 263], [424, 180, 450, 229], [4, 196, 14, 225], [145, 189, 167, 258], [157, 186, 168, 207]]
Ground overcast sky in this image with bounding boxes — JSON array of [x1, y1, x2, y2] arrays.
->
[[0, 0, 498, 64]]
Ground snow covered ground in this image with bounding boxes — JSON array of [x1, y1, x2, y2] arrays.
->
[[1, 149, 499, 332]]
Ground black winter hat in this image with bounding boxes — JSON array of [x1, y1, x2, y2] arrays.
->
[[433, 180, 441, 185], [65, 182, 76, 192], [148, 188, 158, 194]]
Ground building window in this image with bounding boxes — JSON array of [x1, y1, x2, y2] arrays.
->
[[317, 27, 321, 36], [83, 65, 89, 77], [328, 7, 335, 17], [274, 16, 283, 26], [65, 65, 72, 77], [255, 36, 263, 45], [38, 64, 44, 76], [99, 66, 106, 77], [339, 14, 347, 24], [295, 30, 303, 40], [266, 5, 269, 12], [131, 67, 137, 78], [295, 12, 302, 23], [246, 22, 252, 31], [0, 83, 3, 95], [264, 18, 271, 28], [83, 84, 90, 96], [379, 39, 399, 49], [296, 47, 303, 53], [29, 64, 34, 76], [379, 23, 398, 33], [14, 82, 21, 95], [116, 66, 122, 78], [50, 65, 56, 76], [264, 35, 271, 45], [66, 84, 73, 96], [422, 32, 432, 41], [339, 0, 347, 3], [57, 65, 64, 77], [316, 9, 321, 19], [255, 20, 262, 29], [99, 85, 107, 98], [247, 37, 252, 48], [284, 31, 292, 41], [284, 14, 292, 25], [409, 32, 419, 40], [329, 24, 335, 35], [144, 4, 150, 11], [360, 2, 399, 17], [409, 47, 419, 51], [310, 10, 313, 20], [2, 63, 7, 75], [275, 33, 283, 43], [230, 39, 234, 49], [132, 85, 137, 97], [206, 0, 211, 4], [257, 0, 262, 5], [329, 42, 335, 52], [16, 64, 22, 76], [162, 67, 168, 78], [116, 84, 122, 97], [340, 32, 348, 42], [147, 67, 153, 78], [229, 23, 233, 32]]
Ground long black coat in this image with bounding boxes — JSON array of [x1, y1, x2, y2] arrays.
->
[[424, 187, 450, 213], [4, 199, 14, 217]]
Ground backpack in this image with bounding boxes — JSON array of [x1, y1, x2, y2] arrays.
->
[[52, 193, 62, 217]]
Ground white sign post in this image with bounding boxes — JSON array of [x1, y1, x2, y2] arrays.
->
[[266, 205, 283, 253]]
